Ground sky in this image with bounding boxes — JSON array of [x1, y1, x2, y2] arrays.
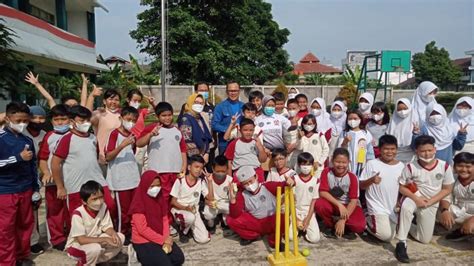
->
[[95, 0, 473, 68]]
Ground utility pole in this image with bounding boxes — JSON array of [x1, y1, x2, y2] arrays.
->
[[160, 0, 166, 101]]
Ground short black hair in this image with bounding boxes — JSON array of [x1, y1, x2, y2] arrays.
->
[[248, 90, 264, 102], [80, 180, 104, 202], [121, 106, 139, 118], [213, 155, 228, 167], [50, 104, 69, 118], [226, 81, 240, 90], [414, 135, 436, 149], [272, 92, 286, 102], [103, 89, 121, 100], [60, 95, 77, 104], [271, 148, 287, 158], [188, 154, 205, 165], [287, 98, 298, 106], [194, 82, 209, 92], [453, 152, 474, 165], [155, 101, 173, 115], [297, 152, 314, 165], [379, 134, 398, 148], [126, 89, 143, 101], [301, 114, 317, 133], [242, 102, 257, 112], [68, 105, 92, 120], [239, 118, 255, 128], [333, 148, 350, 160], [295, 94, 308, 101], [371, 102, 390, 125], [6, 102, 30, 115]]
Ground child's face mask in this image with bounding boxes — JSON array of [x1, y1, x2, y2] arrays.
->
[[348, 119, 361, 129], [300, 165, 312, 175], [147, 186, 161, 198], [245, 180, 259, 193]]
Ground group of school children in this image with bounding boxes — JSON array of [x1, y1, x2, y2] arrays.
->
[[0, 75, 473, 266]]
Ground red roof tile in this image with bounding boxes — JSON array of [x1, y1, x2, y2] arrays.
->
[[293, 62, 342, 74], [299, 52, 320, 63]]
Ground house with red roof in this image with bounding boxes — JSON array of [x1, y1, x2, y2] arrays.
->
[[293, 52, 343, 76]]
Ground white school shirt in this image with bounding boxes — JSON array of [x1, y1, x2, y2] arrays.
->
[[105, 129, 140, 191], [399, 159, 454, 201], [267, 168, 297, 182], [229, 124, 263, 143], [23, 129, 46, 156], [170, 177, 209, 207], [255, 113, 292, 150], [38, 130, 67, 186], [293, 174, 319, 213], [54, 132, 107, 194], [360, 159, 404, 223], [452, 180, 474, 215], [297, 133, 330, 165], [208, 175, 233, 204]]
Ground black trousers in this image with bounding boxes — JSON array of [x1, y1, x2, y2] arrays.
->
[[133, 242, 184, 266]]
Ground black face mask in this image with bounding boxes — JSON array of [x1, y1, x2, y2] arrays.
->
[[329, 186, 344, 198], [28, 122, 45, 132]]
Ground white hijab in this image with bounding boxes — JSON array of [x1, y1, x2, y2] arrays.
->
[[424, 103, 454, 150], [310, 98, 333, 133], [358, 92, 374, 115], [448, 96, 474, 142], [411, 81, 438, 125], [287, 88, 300, 100], [330, 100, 347, 135], [387, 98, 413, 147]]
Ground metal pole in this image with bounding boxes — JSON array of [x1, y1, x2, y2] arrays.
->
[[160, 0, 166, 101]]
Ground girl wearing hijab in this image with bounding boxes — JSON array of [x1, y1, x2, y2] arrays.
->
[[411, 81, 438, 125], [366, 102, 391, 157], [328, 100, 347, 158], [287, 87, 300, 100], [130, 171, 185, 266], [449, 97, 474, 154], [178, 94, 213, 162], [358, 92, 374, 125], [412, 103, 467, 165], [309, 98, 333, 142], [386, 98, 415, 163]]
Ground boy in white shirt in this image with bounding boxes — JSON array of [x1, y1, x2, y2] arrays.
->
[[66, 181, 124, 265], [267, 148, 297, 182], [170, 155, 212, 244], [395, 135, 454, 263], [202, 155, 233, 234], [439, 152, 474, 241], [360, 135, 405, 242], [223, 103, 263, 143]]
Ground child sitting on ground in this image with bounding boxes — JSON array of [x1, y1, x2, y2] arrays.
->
[[267, 148, 297, 182]]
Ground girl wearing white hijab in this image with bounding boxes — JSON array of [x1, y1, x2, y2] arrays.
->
[[386, 98, 415, 163], [358, 92, 374, 124], [411, 81, 438, 125], [448, 96, 474, 154], [287, 87, 300, 100], [328, 100, 347, 157], [413, 103, 467, 165], [309, 98, 333, 142]]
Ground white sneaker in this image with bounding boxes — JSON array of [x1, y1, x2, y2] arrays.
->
[[170, 225, 178, 236]]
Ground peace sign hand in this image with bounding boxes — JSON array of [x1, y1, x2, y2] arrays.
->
[[413, 122, 420, 134], [203, 168, 213, 182], [459, 123, 469, 134], [231, 113, 241, 125]]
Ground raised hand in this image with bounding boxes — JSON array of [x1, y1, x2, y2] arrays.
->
[[412, 122, 420, 134], [231, 113, 241, 125], [203, 168, 213, 182], [81, 73, 89, 84], [91, 85, 103, 97], [459, 122, 469, 134], [121, 136, 135, 147], [25, 71, 39, 85]]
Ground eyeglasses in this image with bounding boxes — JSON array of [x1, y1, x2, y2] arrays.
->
[[227, 90, 240, 93]]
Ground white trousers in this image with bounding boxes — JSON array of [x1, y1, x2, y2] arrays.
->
[[171, 208, 210, 244], [396, 197, 437, 244], [289, 209, 320, 243], [202, 202, 229, 227], [366, 214, 397, 242]]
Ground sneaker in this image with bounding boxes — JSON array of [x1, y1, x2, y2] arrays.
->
[[52, 241, 66, 251], [208, 225, 216, 235], [395, 242, 410, 263], [321, 227, 336, 239], [239, 238, 255, 246], [445, 229, 470, 241], [342, 231, 357, 240], [170, 226, 178, 237], [16, 259, 34, 266], [30, 244, 44, 255], [179, 232, 190, 243]]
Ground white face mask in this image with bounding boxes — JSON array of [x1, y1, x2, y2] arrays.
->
[[359, 102, 371, 111], [455, 108, 471, 118], [300, 165, 312, 175], [122, 120, 135, 131], [192, 104, 204, 113], [107, 108, 119, 113], [373, 113, 384, 122], [147, 186, 161, 198], [130, 101, 140, 109], [75, 122, 91, 133], [418, 155, 436, 164], [311, 109, 321, 117], [348, 119, 361, 129], [303, 124, 315, 132], [422, 94, 436, 103], [331, 111, 343, 119], [9, 122, 28, 133], [246, 181, 259, 193], [88, 199, 103, 211], [428, 115, 443, 126], [288, 93, 297, 99], [288, 110, 298, 117], [397, 110, 410, 118]]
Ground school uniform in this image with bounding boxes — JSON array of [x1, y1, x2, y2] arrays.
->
[[224, 138, 265, 183], [449, 97, 474, 154], [328, 101, 347, 159], [396, 159, 454, 244], [0, 127, 38, 264], [202, 175, 233, 227], [66, 204, 124, 265], [170, 178, 210, 243], [448, 179, 474, 224], [297, 132, 330, 171], [267, 168, 297, 182], [310, 98, 333, 142], [105, 128, 141, 235], [387, 98, 415, 163]]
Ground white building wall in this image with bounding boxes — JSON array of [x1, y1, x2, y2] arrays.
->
[[29, 0, 56, 18], [67, 11, 88, 40]]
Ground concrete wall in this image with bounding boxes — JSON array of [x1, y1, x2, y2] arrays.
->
[[67, 11, 88, 40]]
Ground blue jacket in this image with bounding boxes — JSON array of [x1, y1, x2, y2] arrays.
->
[[0, 127, 39, 194], [211, 99, 244, 151]]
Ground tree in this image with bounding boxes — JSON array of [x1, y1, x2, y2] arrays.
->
[[412, 41, 462, 89], [130, 0, 291, 85]]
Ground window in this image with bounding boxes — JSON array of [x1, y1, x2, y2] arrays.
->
[[30, 5, 55, 25]]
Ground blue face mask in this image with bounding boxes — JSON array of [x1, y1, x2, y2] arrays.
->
[[54, 124, 70, 133], [199, 91, 209, 101], [264, 106, 275, 116]]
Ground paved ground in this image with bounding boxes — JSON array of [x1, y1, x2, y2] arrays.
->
[[32, 210, 474, 265]]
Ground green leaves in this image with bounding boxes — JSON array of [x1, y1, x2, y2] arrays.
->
[[130, 0, 291, 84]]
